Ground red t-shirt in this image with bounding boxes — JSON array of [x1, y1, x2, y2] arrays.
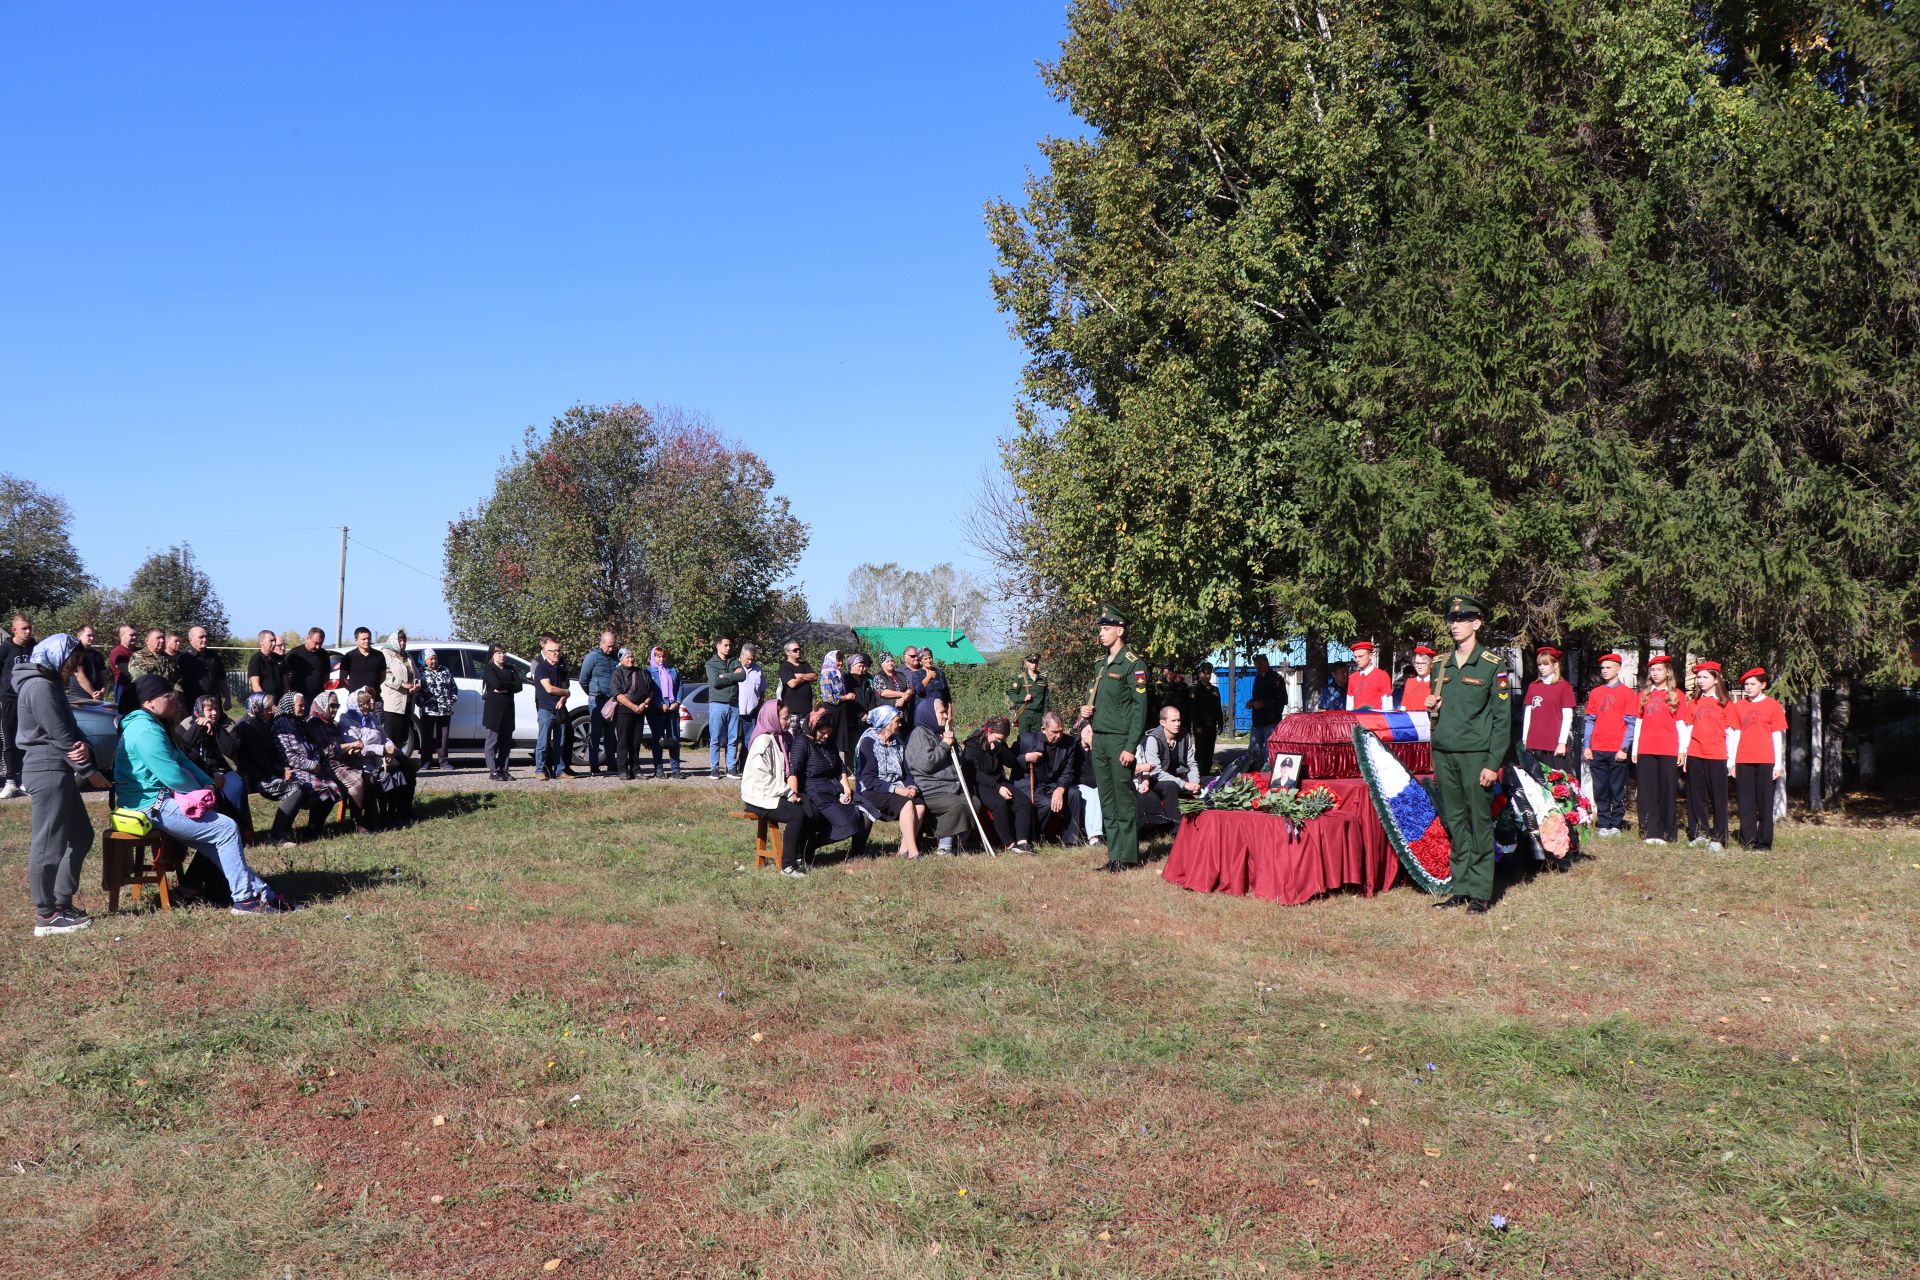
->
[[1635, 689, 1691, 756], [1734, 696, 1787, 765], [1521, 679, 1576, 751], [1348, 666, 1392, 710], [1687, 695, 1735, 761], [1585, 682, 1636, 753]]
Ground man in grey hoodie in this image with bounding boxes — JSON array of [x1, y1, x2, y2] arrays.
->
[[13, 633, 109, 935]]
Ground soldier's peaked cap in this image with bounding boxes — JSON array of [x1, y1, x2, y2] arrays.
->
[[1443, 592, 1484, 618], [1096, 604, 1126, 626]]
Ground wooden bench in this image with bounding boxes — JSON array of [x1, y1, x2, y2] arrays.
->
[[730, 810, 782, 870], [100, 830, 186, 913]]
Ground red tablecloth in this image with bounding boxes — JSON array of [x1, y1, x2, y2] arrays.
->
[[1162, 777, 1399, 905]]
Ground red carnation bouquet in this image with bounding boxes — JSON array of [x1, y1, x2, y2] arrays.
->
[[1540, 767, 1593, 828]]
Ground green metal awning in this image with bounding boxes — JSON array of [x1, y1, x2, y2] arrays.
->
[[851, 627, 988, 665]]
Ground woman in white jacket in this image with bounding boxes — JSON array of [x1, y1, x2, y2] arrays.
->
[[740, 699, 808, 876]]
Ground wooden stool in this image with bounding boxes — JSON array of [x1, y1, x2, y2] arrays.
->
[[730, 810, 783, 870], [100, 830, 185, 912]]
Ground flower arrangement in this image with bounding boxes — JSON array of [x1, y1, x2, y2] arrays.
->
[[1180, 774, 1337, 829], [1539, 766, 1594, 828]]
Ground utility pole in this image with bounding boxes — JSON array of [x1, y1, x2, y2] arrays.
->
[[336, 526, 348, 642]]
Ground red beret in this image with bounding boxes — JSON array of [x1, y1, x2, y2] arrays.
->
[[1740, 667, 1768, 685], [1598, 652, 1624, 665], [1412, 645, 1436, 657], [1535, 645, 1563, 659], [1693, 660, 1721, 673], [1647, 654, 1672, 667], [1349, 640, 1374, 652]]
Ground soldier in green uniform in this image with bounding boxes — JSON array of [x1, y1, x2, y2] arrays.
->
[[1426, 592, 1511, 913], [1006, 653, 1049, 736], [1078, 605, 1150, 872]]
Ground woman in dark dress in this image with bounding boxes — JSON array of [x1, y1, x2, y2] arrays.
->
[[960, 716, 1020, 850], [786, 707, 870, 864], [834, 652, 875, 762], [479, 644, 522, 781], [853, 706, 925, 857], [610, 648, 656, 780]]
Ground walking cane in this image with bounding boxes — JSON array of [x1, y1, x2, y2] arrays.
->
[[950, 725, 998, 857]]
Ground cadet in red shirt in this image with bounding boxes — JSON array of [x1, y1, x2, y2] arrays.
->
[[1582, 652, 1637, 836], [1684, 661, 1734, 849], [1731, 667, 1787, 850], [1631, 655, 1690, 844], [1519, 645, 1576, 777], [1397, 645, 1435, 715], [1345, 641, 1393, 711]]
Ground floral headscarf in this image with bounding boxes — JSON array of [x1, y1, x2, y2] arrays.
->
[[820, 650, 844, 702], [246, 692, 273, 718]]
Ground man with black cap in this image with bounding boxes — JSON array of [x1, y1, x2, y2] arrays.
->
[[1188, 663, 1222, 777], [1427, 592, 1510, 914], [1078, 604, 1150, 872], [1006, 653, 1049, 737]]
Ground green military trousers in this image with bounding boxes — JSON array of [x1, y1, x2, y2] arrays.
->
[[1091, 731, 1140, 866], [1433, 748, 1495, 901]]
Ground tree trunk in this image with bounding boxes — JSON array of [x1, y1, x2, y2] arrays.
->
[[1304, 630, 1326, 716], [1809, 690, 1825, 812], [1826, 676, 1852, 798], [1227, 643, 1239, 736]]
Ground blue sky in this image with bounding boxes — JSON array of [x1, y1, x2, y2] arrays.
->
[[0, 2, 1078, 641]]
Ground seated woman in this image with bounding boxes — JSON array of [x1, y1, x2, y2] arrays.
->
[[903, 707, 973, 855], [960, 715, 1022, 850], [786, 707, 871, 869], [307, 691, 373, 832], [271, 692, 343, 841], [341, 687, 416, 826], [230, 693, 315, 846], [853, 706, 925, 858], [178, 695, 250, 822], [739, 699, 807, 876]]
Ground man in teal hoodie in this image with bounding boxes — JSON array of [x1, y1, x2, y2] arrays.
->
[[115, 675, 295, 914]]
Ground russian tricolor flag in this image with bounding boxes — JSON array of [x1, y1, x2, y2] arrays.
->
[[1351, 725, 1453, 895], [1354, 709, 1431, 743]]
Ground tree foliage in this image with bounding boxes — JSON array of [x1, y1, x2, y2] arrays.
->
[[990, 0, 1920, 690], [827, 562, 990, 638], [442, 403, 810, 659], [122, 544, 230, 640], [0, 473, 92, 619]]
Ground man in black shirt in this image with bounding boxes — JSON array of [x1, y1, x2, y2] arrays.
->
[[775, 640, 816, 720], [338, 627, 386, 699], [284, 627, 332, 703], [245, 629, 286, 701], [0, 611, 34, 797], [177, 624, 229, 709]]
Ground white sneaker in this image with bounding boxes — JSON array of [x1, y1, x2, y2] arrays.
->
[[1708, 841, 1724, 851], [1644, 838, 1666, 846], [1689, 836, 1709, 848], [780, 864, 807, 878], [0, 781, 23, 800]]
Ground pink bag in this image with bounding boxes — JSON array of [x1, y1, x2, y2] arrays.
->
[[178, 788, 217, 820]]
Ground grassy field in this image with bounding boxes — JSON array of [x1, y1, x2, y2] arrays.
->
[[1, 783, 1916, 1279]]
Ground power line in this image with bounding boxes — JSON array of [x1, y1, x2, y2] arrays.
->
[[347, 535, 440, 581]]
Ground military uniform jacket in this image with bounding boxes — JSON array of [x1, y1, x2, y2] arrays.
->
[[1088, 647, 1150, 745], [1006, 671, 1049, 732], [1431, 643, 1511, 771]]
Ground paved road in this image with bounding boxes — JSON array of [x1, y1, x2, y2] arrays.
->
[[412, 745, 738, 794]]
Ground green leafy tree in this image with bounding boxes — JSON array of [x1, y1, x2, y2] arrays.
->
[[442, 403, 809, 659], [0, 473, 92, 618], [990, 0, 1920, 690], [122, 544, 230, 640]]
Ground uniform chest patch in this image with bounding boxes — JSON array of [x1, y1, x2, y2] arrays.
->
[[1462, 677, 1485, 686], [1104, 670, 1122, 680]]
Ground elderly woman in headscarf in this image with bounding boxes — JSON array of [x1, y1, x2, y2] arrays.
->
[[308, 690, 373, 833], [739, 699, 808, 875], [784, 706, 870, 870], [414, 647, 460, 770], [12, 634, 110, 933], [179, 694, 249, 819], [904, 701, 973, 855], [854, 705, 925, 858], [610, 647, 655, 781], [833, 652, 874, 762], [342, 686, 416, 826], [272, 691, 342, 842], [229, 691, 307, 846]]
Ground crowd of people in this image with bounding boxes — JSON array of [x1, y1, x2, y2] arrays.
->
[[1, 596, 1801, 927], [0, 612, 445, 935]]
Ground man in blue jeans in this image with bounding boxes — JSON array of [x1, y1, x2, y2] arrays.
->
[[703, 636, 745, 778], [531, 636, 575, 780], [116, 676, 296, 913], [578, 629, 618, 774]]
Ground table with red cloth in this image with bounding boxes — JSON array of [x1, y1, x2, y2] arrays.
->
[[1161, 777, 1400, 905]]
